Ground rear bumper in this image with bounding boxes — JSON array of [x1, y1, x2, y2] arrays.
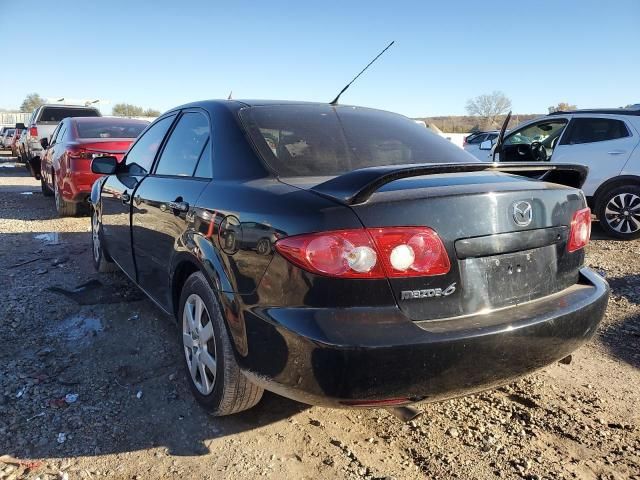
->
[[239, 267, 609, 407], [62, 172, 102, 203]]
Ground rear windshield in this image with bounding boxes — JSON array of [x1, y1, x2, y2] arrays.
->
[[38, 107, 100, 124], [76, 120, 148, 139], [240, 104, 474, 177]]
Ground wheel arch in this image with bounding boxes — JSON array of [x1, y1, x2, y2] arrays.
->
[[592, 175, 640, 212], [170, 249, 247, 356]]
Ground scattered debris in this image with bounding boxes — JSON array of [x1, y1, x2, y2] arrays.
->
[[65, 393, 79, 404], [136, 390, 143, 399], [57, 432, 67, 444]]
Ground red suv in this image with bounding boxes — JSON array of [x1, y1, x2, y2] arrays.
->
[[40, 117, 149, 216]]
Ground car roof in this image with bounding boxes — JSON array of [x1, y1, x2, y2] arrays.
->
[[164, 99, 399, 117], [38, 104, 98, 109], [548, 108, 640, 117]]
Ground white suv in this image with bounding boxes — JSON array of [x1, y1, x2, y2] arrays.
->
[[482, 108, 640, 239]]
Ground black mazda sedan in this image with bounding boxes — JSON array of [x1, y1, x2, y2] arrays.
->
[[89, 100, 609, 416]]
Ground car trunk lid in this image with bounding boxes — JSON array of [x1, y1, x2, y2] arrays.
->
[[283, 165, 587, 321]]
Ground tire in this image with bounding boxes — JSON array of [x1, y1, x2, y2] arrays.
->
[[91, 206, 117, 272], [596, 185, 640, 240], [41, 177, 53, 197], [179, 272, 263, 416], [54, 178, 79, 217]]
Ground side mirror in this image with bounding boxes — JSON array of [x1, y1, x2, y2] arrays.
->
[[40, 137, 49, 149], [479, 140, 493, 151], [91, 156, 118, 175], [15, 123, 26, 130]]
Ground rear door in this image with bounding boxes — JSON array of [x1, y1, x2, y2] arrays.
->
[[551, 116, 638, 196], [131, 110, 211, 310], [100, 114, 176, 279]]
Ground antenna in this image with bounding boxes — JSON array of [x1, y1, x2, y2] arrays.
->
[[227, 90, 233, 100], [329, 40, 395, 105]]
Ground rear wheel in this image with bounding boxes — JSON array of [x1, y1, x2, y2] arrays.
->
[[179, 272, 263, 416], [597, 185, 640, 240], [54, 178, 79, 217], [91, 206, 117, 272]]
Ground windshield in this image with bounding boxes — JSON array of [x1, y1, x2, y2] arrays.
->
[[76, 119, 148, 139], [38, 107, 100, 124], [504, 120, 567, 147], [240, 104, 475, 177]]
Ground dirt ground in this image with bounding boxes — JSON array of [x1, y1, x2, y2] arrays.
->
[[0, 151, 638, 480]]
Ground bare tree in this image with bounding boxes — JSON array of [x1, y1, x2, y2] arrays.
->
[[548, 102, 577, 113], [465, 91, 512, 129], [20, 93, 46, 113]]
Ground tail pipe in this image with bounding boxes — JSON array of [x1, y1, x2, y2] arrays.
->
[[385, 405, 423, 422]]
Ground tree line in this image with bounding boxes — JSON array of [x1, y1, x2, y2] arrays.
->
[[18, 93, 160, 117]]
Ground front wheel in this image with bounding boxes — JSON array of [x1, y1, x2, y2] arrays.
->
[[597, 185, 640, 240], [179, 272, 263, 416], [41, 176, 53, 197], [91, 206, 117, 272]]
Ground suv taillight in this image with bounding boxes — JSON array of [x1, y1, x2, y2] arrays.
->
[[567, 207, 591, 252], [274, 227, 450, 279], [29, 126, 38, 137]]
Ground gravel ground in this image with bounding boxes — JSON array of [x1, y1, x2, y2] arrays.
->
[[0, 151, 638, 480]]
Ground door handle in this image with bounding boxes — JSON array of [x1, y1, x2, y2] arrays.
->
[[121, 191, 131, 203], [608, 150, 626, 155], [167, 200, 189, 213]]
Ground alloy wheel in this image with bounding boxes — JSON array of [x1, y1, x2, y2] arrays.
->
[[182, 293, 217, 395], [604, 193, 640, 234]]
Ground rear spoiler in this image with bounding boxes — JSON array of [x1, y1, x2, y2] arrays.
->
[[310, 163, 588, 205]]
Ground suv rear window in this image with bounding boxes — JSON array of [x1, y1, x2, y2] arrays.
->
[[240, 104, 473, 177], [37, 107, 100, 124]]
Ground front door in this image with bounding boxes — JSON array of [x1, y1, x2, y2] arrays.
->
[[100, 114, 176, 279], [551, 116, 638, 196], [132, 110, 211, 310]]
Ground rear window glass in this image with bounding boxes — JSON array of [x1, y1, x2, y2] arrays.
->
[[38, 107, 100, 123], [76, 120, 147, 139], [240, 105, 474, 177]]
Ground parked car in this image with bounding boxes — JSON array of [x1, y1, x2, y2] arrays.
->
[[464, 130, 499, 160], [1, 128, 15, 149], [39, 117, 148, 216], [89, 100, 608, 417], [16, 129, 29, 163], [24, 104, 101, 178], [483, 108, 640, 239], [10, 128, 22, 157]]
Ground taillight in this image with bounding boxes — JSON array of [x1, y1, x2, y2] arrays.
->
[[369, 227, 450, 277], [567, 207, 591, 252], [29, 126, 37, 137], [274, 227, 450, 279], [275, 229, 383, 278], [68, 148, 97, 160]]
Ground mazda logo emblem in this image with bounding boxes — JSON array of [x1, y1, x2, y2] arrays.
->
[[512, 201, 533, 226]]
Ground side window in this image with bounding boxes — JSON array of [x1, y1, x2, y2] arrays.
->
[[125, 115, 175, 174], [49, 124, 62, 144], [57, 124, 67, 143], [194, 139, 212, 178], [155, 112, 209, 176], [563, 118, 630, 145]]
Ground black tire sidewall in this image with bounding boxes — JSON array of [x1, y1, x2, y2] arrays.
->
[[178, 272, 228, 410], [597, 185, 640, 240]]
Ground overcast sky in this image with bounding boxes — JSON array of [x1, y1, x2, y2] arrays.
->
[[1, 0, 638, 117]]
